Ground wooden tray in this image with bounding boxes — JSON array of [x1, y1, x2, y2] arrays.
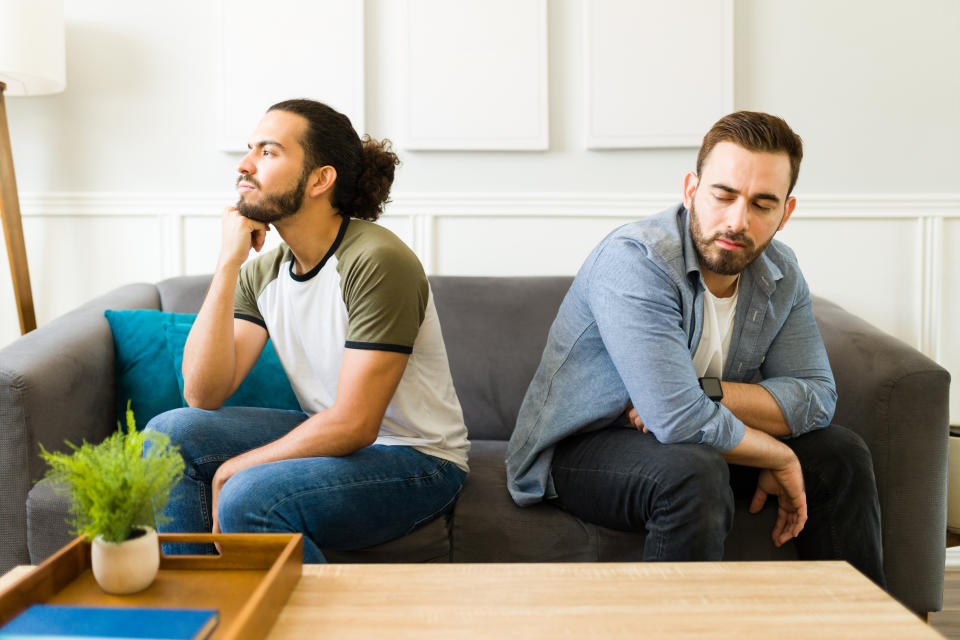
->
[[0, 533, 302, 640]]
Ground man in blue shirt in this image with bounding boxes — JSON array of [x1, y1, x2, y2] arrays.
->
[[506, 111, 883, 585]]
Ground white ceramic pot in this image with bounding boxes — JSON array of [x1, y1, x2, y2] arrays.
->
[[91, 526, 160, 594]]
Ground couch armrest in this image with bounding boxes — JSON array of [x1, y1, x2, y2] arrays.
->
[[0, 283, 161, 573], [812, 295, 950, 613]]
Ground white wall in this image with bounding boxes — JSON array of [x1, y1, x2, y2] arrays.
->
[[2, 0, 958, 420]]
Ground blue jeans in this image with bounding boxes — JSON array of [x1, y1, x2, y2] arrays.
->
[[145, 407, 466, 562], [550, 422, 885, 587]]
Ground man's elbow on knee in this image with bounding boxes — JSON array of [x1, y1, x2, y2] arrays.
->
[[650, 426, 702, 446], [183, 384, 225, 411]]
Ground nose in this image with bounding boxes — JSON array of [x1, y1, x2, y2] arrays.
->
[[725, 198, 749, 232], [236, 150, 256, 176]]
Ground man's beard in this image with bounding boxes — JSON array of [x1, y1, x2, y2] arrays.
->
[[689, 200, 774, 276], [235, 171, 309, 223]]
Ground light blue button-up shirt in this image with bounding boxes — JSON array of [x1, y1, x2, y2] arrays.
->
[[505, 204, 837, 506]]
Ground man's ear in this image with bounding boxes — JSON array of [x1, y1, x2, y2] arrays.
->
[[779, 196, 797, 230], [682, 171, 699, 210], [308, 166, 337, 198]]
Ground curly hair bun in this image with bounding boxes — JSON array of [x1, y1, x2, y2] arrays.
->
[[351, 136, 400, 221]]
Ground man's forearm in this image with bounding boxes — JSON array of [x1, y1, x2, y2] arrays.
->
[[720, 381, 791, 437], [720, 424, 796, 470], [182, 262, 241, 407]]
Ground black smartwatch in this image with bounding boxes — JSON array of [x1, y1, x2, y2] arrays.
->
[[699, 377, 724, 402]]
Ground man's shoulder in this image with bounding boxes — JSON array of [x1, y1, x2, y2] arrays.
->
[[757, 237, 803, 281], [239, 244, 292, 290], [337, 218, 421, 268], [335, 218, 427, 295], [591, 205, 687, 273]]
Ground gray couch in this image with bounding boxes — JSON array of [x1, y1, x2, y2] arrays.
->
[[0, 275, 950, 613]]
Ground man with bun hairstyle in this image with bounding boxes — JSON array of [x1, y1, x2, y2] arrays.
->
[[506, 111, 884, 586], [147, 99, 469, 561]]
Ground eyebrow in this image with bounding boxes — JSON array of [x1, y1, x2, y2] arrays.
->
[[710, 183, 781, 204], [247, 139, 285, 150]]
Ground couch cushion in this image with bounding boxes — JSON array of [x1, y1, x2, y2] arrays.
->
[[324, 515, 452, 563], [428, 277, 573, 441], [451, 440, 647, 562], [26, 480, 75, 564]]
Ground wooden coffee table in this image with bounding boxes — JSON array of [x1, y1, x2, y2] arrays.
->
[[0, 561, 941, 638]]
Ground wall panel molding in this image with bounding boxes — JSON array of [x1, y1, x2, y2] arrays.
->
[[217, 0, 365, 151], [402, 0, 548, 150], [584, 0, 734, 149], [20, 192, 960, 218]]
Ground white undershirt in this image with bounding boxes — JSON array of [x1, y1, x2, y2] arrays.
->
[[693, 279, 740, 379]]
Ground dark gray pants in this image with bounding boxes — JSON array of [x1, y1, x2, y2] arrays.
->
[[550, 424, 885, 587]]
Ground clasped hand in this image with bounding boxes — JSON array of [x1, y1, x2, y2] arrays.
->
[[751, 462, 807, 547], [210, 460, 240, 554], [626, 404, 648, 432]]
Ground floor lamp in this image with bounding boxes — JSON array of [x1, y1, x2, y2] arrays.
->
[[0, 0, 66, 334]]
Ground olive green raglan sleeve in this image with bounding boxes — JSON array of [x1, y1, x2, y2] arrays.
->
[[233, 246, 286, 330], [338, 239, 429, 354]]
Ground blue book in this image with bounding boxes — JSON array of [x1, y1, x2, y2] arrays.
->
[[0, 605, 218, 640]]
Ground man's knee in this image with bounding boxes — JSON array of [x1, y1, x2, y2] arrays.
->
[[653, 446, 734, 528], [145, 407, 195, 440], [664, 446, 731, 496], [218, 465, 296, 534], [794, 426, 877, 501], [144, 407, 210, 457]]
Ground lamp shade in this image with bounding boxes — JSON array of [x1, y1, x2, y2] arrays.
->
[[0, 0, 66, 96]]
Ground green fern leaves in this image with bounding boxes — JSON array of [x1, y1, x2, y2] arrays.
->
[[39, 401, 185, 544]]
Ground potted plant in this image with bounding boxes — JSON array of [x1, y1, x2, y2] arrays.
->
[[40, 403, 184, 594]]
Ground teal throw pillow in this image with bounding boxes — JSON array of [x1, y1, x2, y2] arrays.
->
[[104, 310, 195, 427], [104, 310, 300, 428], [163, 323, 301, 412]]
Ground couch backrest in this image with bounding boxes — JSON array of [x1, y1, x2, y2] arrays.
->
[[429, 276, 573, 441], [158, 275, 212, 313]]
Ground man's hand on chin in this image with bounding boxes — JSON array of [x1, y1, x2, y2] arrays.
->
[[219, 206, 270, 269]]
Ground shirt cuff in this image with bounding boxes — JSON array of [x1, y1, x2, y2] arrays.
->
[[713, 405, 746, 451], [758, 377, 832, 436]]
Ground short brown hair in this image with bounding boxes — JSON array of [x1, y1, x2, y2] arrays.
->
[[696, 111, 804, 195]]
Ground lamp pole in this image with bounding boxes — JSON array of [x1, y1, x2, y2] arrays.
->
[[0, 80, 36, 334]]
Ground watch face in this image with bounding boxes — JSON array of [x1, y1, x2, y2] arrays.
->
[[701, 377, 723, 398]]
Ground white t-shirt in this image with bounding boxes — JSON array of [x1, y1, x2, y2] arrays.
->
[[692, 279, 740, 379]]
